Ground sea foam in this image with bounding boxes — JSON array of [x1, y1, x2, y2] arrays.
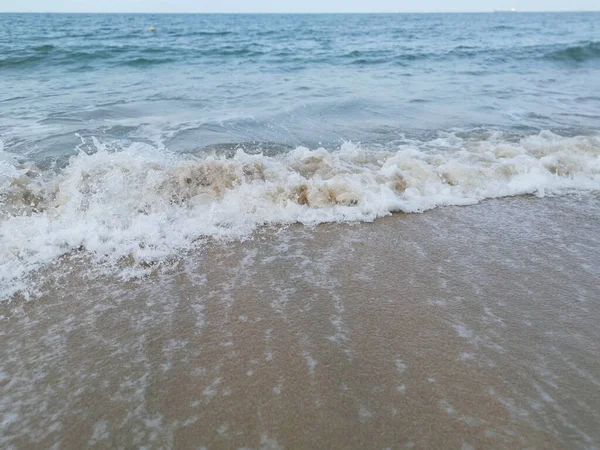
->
[[1, 131, 599, 300]]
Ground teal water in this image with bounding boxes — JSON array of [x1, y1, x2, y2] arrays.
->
[[1, 13, 599, 158]]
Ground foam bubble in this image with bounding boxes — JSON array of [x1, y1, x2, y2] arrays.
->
[[1, 131, 599, 300]]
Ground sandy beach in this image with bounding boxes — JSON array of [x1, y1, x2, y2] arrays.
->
[[1, 195, 599, 449]]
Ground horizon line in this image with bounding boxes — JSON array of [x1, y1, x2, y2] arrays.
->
[[1, 10, 600, 14]]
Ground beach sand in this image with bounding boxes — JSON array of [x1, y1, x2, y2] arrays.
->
[[1, 195, 599, 449]]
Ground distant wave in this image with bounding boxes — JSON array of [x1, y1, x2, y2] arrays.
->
[[32, 44, 56, 53], [170, 30, 234, 37], [0, 45, 176, 69], [349, 58, 389, 66], [546, 41, 600, 62], [207, 46, 266, 57], [341, 49, 432, 66], [123, 57, 177, 66], [4, 39, 600, 71], [0, 55, 47, 68]]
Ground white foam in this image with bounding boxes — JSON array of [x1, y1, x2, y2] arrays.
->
[[1, 131, 599, 300], [0, 148, 22, 195]]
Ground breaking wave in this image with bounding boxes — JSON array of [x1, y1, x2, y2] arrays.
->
[[546, 41, 600, 62], [1, 131, 599, 300]]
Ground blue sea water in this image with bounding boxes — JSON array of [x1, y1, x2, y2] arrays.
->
[[0, 12, 600, 299], [1, 12, 599, 157]]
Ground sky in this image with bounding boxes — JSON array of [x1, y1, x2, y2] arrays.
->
[[1, 0, 599, 13]]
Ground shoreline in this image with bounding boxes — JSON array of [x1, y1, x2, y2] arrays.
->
[[1, 195, 599, 449]]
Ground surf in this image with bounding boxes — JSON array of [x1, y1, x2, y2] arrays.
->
[[1, 130, 599, 301]]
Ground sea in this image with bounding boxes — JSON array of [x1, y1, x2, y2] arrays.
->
[[1, 12, 600, 449]]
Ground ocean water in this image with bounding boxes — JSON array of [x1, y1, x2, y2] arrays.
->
[[2, 12, 600, 449], [0, 12, 599, 298]]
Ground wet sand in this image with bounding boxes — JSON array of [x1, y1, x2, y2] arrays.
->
[[1, 195, 600, 449]]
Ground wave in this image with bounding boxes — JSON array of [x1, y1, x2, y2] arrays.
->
[[207, 46, 266, 57], [123, 57, 176, 66], [4, 39, 600, 71], [0, 45, 181, 69], [0, 46, 268, 70], [1, 131, 599, 301], [0, 54, 47, 68], [185, 30, 234, 37], [166, 30, 234, 38], [545, 41, 600, 62], [349, 58, 390, 66], [32, 44, 56, 53], [341, 49, 431, 66]]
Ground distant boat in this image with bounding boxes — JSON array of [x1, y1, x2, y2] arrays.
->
[[493, 8, 517, 12]]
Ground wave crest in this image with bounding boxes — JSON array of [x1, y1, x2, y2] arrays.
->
[[546, 41, 600, 62], [1, 131, 599, 300]]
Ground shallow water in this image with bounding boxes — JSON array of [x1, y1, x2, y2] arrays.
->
[[1, 196, 599, 448]]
